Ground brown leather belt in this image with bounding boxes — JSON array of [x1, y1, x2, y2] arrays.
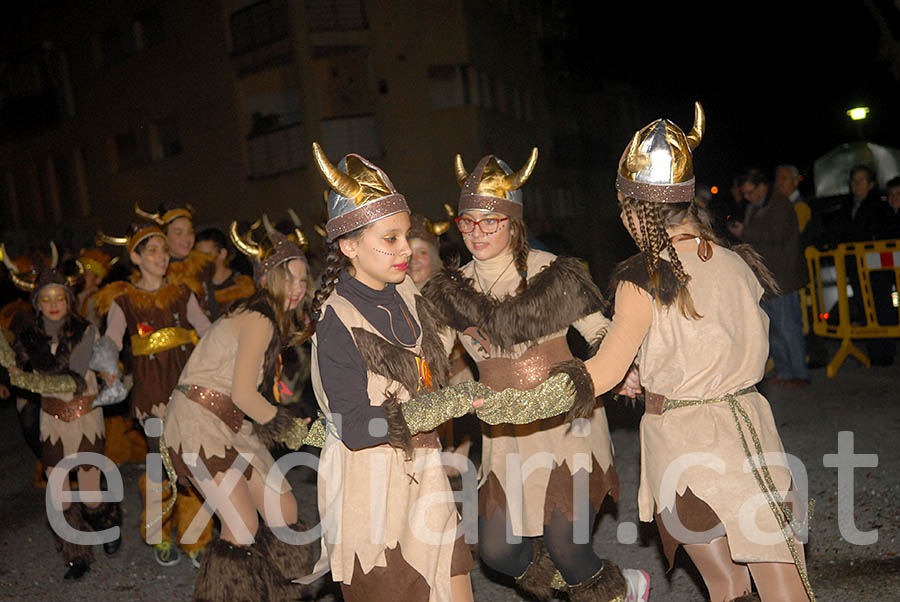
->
[[177, 384, 245, 433], [477, 336, 573, 392], [411, 430, 440, 449], [42, 395, 97, 422]]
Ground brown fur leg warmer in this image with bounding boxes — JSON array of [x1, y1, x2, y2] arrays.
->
[[565, 560, 627, 602], [548, 358, 597, 422], [82, 501, 122, 531], [60, 504, 95, 567], [514, 538, 560, 601], [255, 522, 317, 600], [193, 539, 283, 602]]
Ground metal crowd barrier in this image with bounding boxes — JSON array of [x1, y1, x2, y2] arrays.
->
[[804, 239, 900, 377]]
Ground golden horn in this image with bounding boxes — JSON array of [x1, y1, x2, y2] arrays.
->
[[685, 101, 705, 151], [312, 142, 361, 201], [454, 154, 469, 188], [10, 270, 35, 292], [443, 203, 456, 218], [428, 220, 451, 236], [262, 213, 275, 234], [110, 256, 119, 266], [96, 232, 129, 247], [1, 243, 19, 274], [287, 209, 308, 252], [134, 202, 163, 225], [314, 224, 328, 238], [49, 241, 59, 269], [322, 190, 329, 204], [502, 147, 538, 191], [229, 221, 262, 258], [68, 260, 85, 288]]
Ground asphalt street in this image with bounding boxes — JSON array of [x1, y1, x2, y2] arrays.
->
[[1, 352, 898, 601]]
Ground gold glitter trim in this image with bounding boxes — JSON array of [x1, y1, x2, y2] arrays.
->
[[147, 429, 179, 533], [0, 334, 79, 394], [274, 417, 309, 450], [131, 327, 198, 356], [660, 387, 816, 601]]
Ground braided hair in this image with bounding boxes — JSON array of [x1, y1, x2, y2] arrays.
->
[[508, 216, 531, 294], [620, 197, 700, 319], [301, 230, 362, 339]]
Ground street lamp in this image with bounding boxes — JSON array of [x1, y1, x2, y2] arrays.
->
[[846, 106, 870, 121]]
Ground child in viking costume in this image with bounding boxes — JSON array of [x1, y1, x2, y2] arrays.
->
[[7, 265, 123, 580], [300, 142, 483, 602], [194, 227, 255, 319], [582, 103, 814, 602], [95, 223, 213, 568], [423, 149, 650, 601], [135, 202, 217, 316], [163, 226, 316, 601], [2, 243, 55, 487]]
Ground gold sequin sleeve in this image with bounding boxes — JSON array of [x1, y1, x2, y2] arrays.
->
[[0, 332, 78, 395], [475, 372, 576, 425]]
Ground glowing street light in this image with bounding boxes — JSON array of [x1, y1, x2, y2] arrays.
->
[[846, 107, 870, 121]]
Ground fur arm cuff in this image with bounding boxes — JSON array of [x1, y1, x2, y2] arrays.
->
[[253, 403, 308, 448], [548, 358, 597, 421]]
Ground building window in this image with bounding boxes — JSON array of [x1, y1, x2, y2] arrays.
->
[[248, 122, 306, 178], [306, 0, 367, 32], [429, 64, 480, 110], [149, 116, 182, 161], [320, 114, 381, 160], [230, 0, 289, 56]]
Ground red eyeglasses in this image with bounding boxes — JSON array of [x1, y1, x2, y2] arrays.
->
[[455, 216, 509, 234]]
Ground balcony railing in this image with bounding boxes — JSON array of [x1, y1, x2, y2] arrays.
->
[[248, 121, 305, 178], [231, 0, 289, 56]]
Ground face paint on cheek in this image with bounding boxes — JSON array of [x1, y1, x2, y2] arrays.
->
[[372, 247, 395, 257]]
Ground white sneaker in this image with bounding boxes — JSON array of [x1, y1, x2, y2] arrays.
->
[[623, 568, 650, 601]]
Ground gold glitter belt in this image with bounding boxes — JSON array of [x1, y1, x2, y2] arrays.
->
[[645, 384, 815, 601], [176, 384, 245, 433], [131, 327, 198, 356], [41, 395, 97, 422], [478, 336, 572, 392]]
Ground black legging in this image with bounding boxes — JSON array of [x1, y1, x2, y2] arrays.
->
[[477, 504, 604, 585]]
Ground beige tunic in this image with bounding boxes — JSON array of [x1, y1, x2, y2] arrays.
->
[[309, 277, 460, 602], [636, 242, 794, 563], [40, 332, 105, 461], [163, 311, 289, 494], [447, 249, 615, 537], [586, 238, 795, 563]]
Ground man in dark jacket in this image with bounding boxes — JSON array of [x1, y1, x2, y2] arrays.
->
[[729, 167, 810, 386]]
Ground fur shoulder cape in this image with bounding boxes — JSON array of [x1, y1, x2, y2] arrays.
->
[[607, 253, 681, 307], [94, 281, 188, 317], [11, 313, 90, 393], [351, 295, 451, 400], [609, 244, 780, 307], [423, 255, 609, 353], [167, 250, 215, 298]]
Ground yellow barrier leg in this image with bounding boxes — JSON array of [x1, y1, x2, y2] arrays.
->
[[827, 337, 871, 378]]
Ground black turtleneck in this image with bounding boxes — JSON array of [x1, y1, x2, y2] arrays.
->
[[315, 272, 422, 451]]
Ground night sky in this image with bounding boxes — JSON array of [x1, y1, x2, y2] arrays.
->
[[567, 0, 900, 194]]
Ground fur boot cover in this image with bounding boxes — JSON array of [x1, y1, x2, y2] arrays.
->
[[255, 522, 318, 598], [565, 560, 627, 602], [514, 537, 560, 601], [60, 504, 95, 567], [548, 358, 597, 422], [193, 538, 297, 602]]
